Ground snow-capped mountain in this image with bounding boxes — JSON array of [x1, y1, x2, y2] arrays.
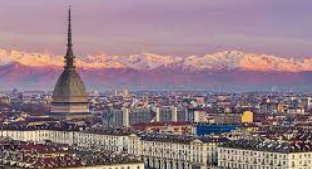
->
[[0, 49, 182, 70], [1, 48, 312, 91], [183, 50, 312, 72], [1, 48, 312, 72]]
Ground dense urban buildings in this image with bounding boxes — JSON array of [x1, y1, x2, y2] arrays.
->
[[0, 137, 144, 169], [1, 88, 312, 169]]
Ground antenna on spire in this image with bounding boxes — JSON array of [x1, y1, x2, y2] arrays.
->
[[68, 6, 73, 49], [65, 5, 75, 69]]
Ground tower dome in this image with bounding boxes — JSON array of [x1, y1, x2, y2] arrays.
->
[[52, 69, 87, 103], [50, 7, 89, 118]]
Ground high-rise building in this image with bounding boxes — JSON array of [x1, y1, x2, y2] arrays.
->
[[105, 106, 180, 127], [50, 8, 90, 119]]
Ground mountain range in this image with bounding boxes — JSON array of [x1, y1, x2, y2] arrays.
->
[[1, 48, 312, 92]]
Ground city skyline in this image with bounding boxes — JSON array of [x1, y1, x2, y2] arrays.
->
[[0, 0, 311, 57], [1, 2, 312, 169]]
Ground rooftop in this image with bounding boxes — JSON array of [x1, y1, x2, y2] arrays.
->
[[138, 134, 229, 144], [132, 121, 192, 127], [0, 137, 142, 169], [222, 138, 312, 153], [83, 127, 135, 136], [0, 122, 86, 131]]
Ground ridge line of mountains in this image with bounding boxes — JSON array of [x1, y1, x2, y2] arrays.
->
[[1, 48, 312, 91]]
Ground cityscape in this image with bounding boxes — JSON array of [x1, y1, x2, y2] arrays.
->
[[1, 1, 312, 169]]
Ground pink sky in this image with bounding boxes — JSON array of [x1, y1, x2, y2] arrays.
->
[[0, 0, 311, 57]]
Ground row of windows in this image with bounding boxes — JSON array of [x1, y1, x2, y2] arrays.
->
[[219, 158, 312, 167], [100, 165, 141, 169], [219, 148, 312, 159], [219, 161, 312, 169]]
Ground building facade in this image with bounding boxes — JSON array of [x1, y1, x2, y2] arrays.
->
[[0, 125, 230, 169], [105, 106, 179, 127], [128, 134, 229, 169], [0, 137, 144, 169], [0, 127, 131, 153], [218, 139, 312, 169]]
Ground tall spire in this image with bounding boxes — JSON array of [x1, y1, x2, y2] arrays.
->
[[65, 6, 75, 69]]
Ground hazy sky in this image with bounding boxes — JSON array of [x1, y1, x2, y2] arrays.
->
[[0, 0, 311, 57]]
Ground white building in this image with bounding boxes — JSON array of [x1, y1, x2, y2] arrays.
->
[[75, 127, 131, 152], [218, 139, 312, 169], [0, 137, 144, 169], [128, 134, 229, 169], [0, 126, 133, 153]]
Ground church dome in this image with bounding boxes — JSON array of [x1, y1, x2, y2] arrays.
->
[[52, 69, 88, 103]]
